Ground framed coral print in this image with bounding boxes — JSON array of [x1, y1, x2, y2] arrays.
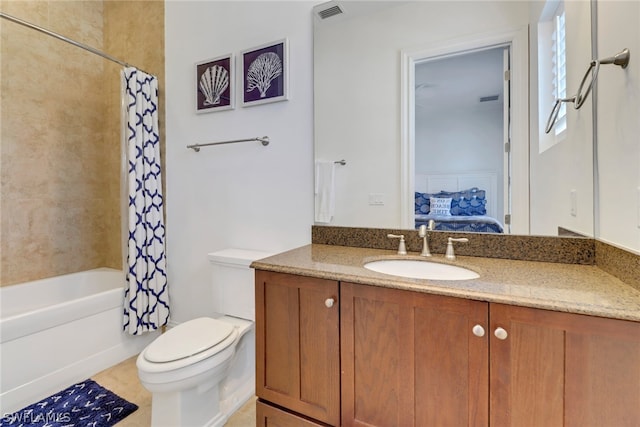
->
[[241, 39, 289, 107], [196, 54, 234, 113]]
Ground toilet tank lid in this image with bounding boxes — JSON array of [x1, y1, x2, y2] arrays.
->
[[207, 248, 275, 267]]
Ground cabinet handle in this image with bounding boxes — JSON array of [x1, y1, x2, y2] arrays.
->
[[325, 297, 336, 308], [472, 324, 485, 337], [494, 327, 508, 340]]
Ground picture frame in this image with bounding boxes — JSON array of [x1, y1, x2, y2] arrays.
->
[[196, 54, 234, 113], [240, 39, 289, 107]]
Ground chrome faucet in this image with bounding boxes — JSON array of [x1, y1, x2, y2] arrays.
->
[[445, 237, 469, 260], [418, 220, 435, 257], [387, 234, 407, 255]]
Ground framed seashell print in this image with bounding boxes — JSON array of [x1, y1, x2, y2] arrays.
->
[[196, 54, 234, 113], [240, 39, 289, 107]]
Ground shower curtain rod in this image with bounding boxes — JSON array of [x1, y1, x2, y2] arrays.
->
[[0, 12, 155, 77]]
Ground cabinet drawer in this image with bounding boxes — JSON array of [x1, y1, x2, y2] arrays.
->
[[256, 400, 329, 427]]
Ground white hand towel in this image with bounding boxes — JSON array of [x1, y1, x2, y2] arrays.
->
[[315, 160, 336, 223]]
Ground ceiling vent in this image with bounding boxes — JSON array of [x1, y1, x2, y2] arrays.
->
[[316, 2, 344, 20], [479, 94, 500, 103]]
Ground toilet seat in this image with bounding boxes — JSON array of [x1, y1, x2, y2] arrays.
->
[[136, 317, 239, 374], [144, 317, 235, 363]]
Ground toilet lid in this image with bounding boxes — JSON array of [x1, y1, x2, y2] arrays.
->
[[144, 317, 235, 363]]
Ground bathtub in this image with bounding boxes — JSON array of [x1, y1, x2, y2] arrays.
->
[[0, 268, 159, 414]]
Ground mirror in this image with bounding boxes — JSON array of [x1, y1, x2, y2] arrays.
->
[[314, 0, 594, 237]]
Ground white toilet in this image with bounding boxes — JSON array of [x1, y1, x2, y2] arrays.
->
[[136, 248, 272, 427]]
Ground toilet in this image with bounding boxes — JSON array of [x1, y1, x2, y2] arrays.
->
[[136, 248, 273, 427]]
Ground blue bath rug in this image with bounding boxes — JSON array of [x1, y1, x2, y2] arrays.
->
[[1, 379, 138, 427]]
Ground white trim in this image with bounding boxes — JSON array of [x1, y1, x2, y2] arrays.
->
[[400, 26, 529, 233], [399, 46, 415, 228], [503, 47, 511, 233]]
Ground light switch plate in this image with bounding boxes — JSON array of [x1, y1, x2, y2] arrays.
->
[[368, 193, 385, 206]]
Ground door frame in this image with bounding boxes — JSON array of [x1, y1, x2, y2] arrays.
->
[[400, 27, 529, 233]]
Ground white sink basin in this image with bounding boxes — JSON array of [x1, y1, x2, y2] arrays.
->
[[364, 259, 479, 281]]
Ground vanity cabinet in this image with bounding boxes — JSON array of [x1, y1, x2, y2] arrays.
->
[[256, 271, 640, 427], [255, 271, 340, 426]]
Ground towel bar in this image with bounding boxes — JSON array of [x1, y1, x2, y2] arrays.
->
[[187, 136, 270, 152]]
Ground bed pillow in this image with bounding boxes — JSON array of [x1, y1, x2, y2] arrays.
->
[[429, 197, 452, 216], [435, 187, 487, 216], [415, 192, 432, 214]]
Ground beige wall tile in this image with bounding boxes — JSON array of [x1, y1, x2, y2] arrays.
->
[[1, 0, 164, 286]]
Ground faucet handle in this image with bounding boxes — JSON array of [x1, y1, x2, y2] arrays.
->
[[387, 234, 407, 255], [445, 237, 469, 260]]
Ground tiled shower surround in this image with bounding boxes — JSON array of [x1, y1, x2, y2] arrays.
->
[[0, 0, 164, 286]]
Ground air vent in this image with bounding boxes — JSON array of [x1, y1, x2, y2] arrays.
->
[[317, 3, 344, 20], [479, 95, 500, 102]]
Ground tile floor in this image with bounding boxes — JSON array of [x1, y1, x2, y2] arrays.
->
[[91, 356, 256, 426]]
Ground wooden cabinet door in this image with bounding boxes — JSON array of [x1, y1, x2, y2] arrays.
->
[[490, 303, 640, 427], [341, 282, 489, 427], [255, 271, 340, 426]]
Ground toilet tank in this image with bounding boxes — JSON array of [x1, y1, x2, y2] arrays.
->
[[207, 248, 274, 321]]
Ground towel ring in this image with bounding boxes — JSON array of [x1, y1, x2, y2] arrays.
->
[[544, 96, 576, 134], [545, 48, 630, 134], [545, 62, 596, 133], [574, 60, 600, 109]]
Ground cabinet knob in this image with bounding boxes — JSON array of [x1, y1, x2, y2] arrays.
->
[[325, 297, 335, 308], [494, 327, 508, 340], [472, 324, 485, 337]]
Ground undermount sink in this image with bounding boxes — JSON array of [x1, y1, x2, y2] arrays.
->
[[364, 259, 480, 281]]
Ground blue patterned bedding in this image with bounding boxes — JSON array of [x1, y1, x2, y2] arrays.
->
[[415, 214, 504, 233], [415, 187, 504, 233]]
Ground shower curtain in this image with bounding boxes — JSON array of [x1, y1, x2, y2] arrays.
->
[[122, 67, 169, 335]]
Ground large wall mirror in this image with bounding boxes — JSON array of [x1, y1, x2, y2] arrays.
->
[[314, 0, 594, 238]]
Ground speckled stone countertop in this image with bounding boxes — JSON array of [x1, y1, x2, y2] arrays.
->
[[252, 244, 640, 322]]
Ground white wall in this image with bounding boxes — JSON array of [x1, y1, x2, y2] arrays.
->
[[596, 0, 640, 253], [415, 106, 505, 218], [165, 1, 315, 323], [529, 0, 594, 237]]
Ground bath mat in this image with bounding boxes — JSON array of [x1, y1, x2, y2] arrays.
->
[[1, 379, 138, 427]]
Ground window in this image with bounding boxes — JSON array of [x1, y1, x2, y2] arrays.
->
[[552, 8, 567, 135], [538, 0, 567, 152]]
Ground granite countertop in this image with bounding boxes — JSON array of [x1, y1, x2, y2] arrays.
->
[[251, 244, 640, 322]]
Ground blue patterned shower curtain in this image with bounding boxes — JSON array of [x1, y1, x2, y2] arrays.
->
[[122, 67, 169, 335]]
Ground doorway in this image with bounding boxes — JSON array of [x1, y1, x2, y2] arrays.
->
[[400, 27, 529, 233], [415, 46, 510, 232]]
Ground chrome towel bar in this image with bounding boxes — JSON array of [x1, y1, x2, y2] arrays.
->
[[187, 136, 270, 152]]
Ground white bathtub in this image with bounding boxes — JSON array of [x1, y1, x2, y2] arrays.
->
[[0, 268, 159, 413]]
